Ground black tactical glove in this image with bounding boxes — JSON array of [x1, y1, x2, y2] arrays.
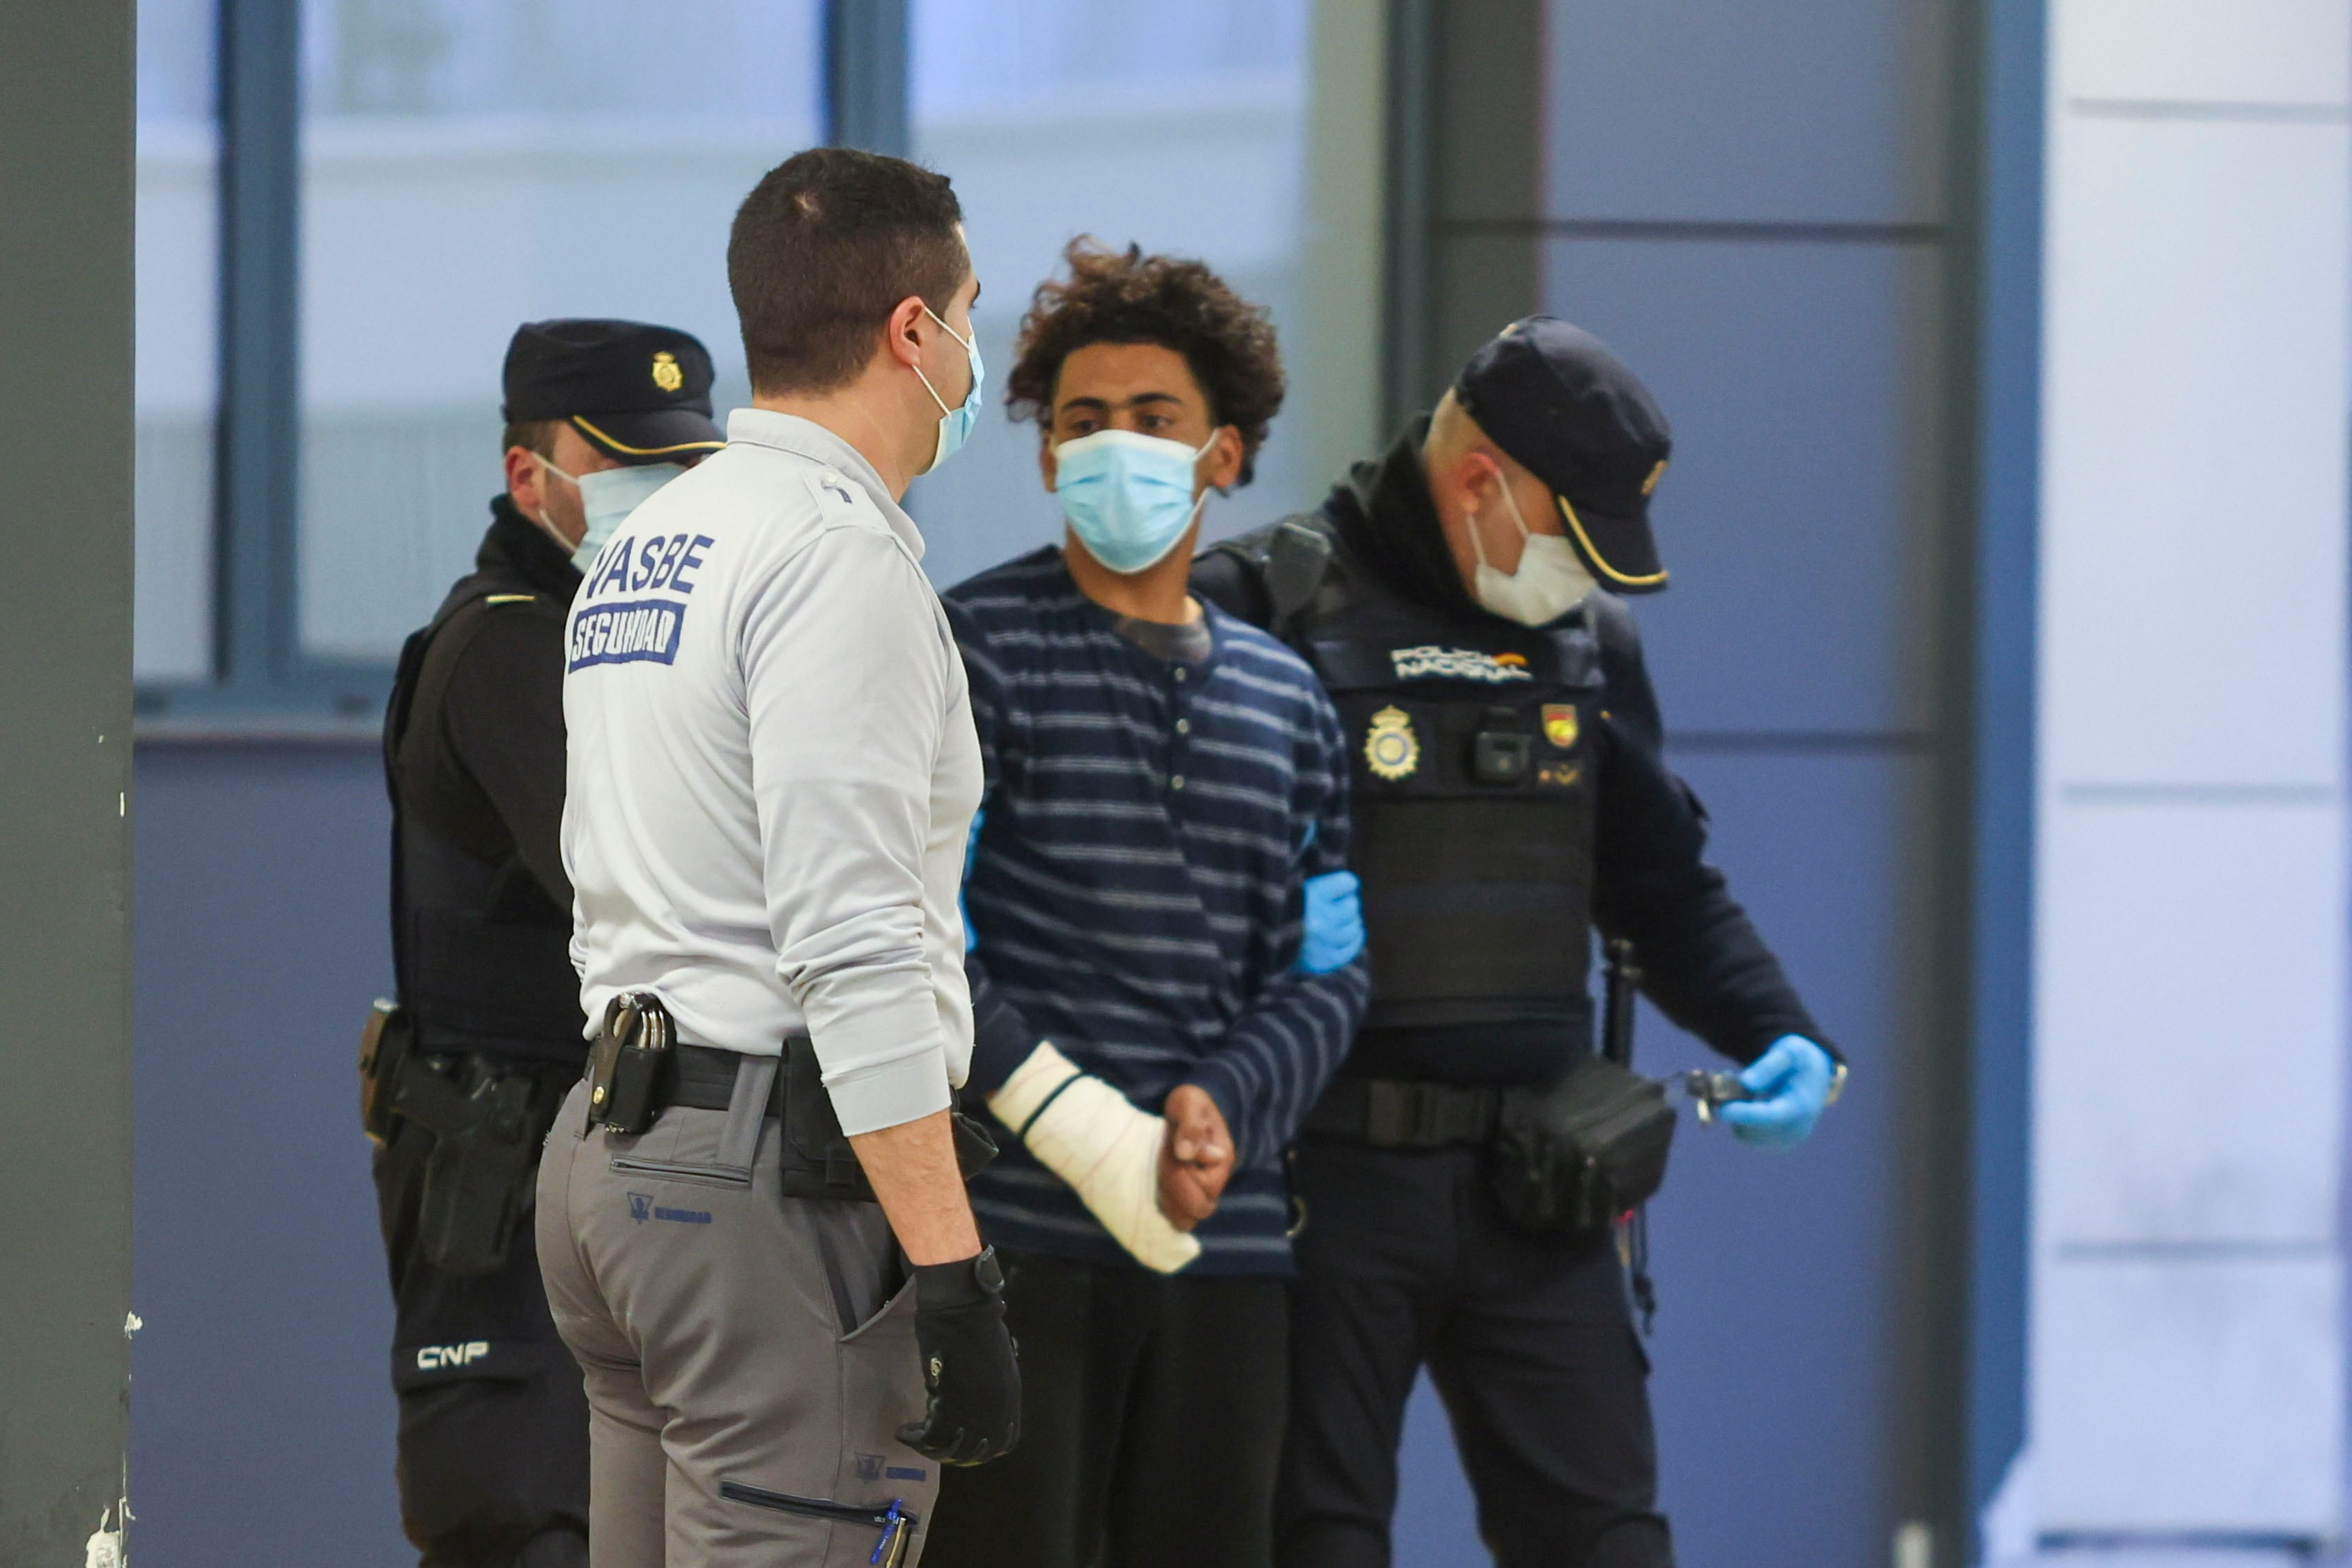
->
[[897, 1246, 1021, 1466]]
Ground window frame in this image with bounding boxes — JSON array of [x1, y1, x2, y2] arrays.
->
[[136, 0, 906, 729]]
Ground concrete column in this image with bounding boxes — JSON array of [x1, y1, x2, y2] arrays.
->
[[1290, 0, 1391, 485], [2029, 0, 2350, 1548], [1383, 0, 1547, 426], [0, 0, 137, 1559]]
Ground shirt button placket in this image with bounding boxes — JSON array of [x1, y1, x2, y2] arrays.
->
[[1170, 666, 1189, 796]]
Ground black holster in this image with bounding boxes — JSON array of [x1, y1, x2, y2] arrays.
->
[[388, 1052, 566, 1277], [777, 1035, 998, 1202], [1487, 1055, 1676, 1236]]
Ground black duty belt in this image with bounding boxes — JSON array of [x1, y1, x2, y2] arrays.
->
[[660, 1041, 789, 1115], [1303, 1078, 1503, 1149], [593, 1032, 996, 1201]]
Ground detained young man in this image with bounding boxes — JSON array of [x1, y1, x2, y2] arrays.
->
[[920, 243, 1370, 1568]]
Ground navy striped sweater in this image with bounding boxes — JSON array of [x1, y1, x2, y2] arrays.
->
[[947, 548, 1370, 1274]]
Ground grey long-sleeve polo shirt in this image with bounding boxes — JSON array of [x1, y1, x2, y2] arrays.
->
[[561, 408, 983, 1135]]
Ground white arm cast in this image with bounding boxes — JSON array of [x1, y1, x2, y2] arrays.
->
[[985, 1042, 1202, 1274]]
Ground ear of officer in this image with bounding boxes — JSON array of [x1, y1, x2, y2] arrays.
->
[[1423, 317, 1673, 612], [504, 422, 620, 552], [752, 235, 983, 506]]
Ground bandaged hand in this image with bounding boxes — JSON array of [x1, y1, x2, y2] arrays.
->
[[987, 1043, 1201, 1274]]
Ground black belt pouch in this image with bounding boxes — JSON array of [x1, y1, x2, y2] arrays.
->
[[776, 1037, 998, 1202], [1487, 1056, 1677, 1236], [779, 1036, 876, 1201]]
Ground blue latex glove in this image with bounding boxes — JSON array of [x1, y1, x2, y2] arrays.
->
[[1298, 871, 1365, 975], [1717, 1035, 1837, 1149]]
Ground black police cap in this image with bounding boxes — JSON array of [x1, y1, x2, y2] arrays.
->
[[502, 318, 727, 466], [1454, 316, 1672, 593]]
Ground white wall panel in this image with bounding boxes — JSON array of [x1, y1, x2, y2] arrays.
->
[[2036, 1255, 2343, 1535], [2032, 0, 2349, 1546], [2036, 799, 2345, 1243], [2058, 0, 2351, 107], [2041, 116, 2349, 787]]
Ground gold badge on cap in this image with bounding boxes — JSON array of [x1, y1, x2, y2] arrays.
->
[[1364, 706, 1421, 782], [651, 350, 684, 392], [1542, 704, 1579, 750], [1641, 458, 1668, 496]]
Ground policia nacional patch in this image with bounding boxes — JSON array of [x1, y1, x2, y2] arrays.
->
[[1364, 706, 1421, 781]]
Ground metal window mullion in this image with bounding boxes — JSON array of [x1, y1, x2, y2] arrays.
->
[[1379, 0, 1434, 434], [1965, 0, 2048, 1540], [824, 0, 910, 157], [213, 0, 301, 689]]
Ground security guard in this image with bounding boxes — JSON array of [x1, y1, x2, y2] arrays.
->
[[367, 318, 724, 1568], [536, 147, 1019, 1567], [1193, 317, 1846, 1568]]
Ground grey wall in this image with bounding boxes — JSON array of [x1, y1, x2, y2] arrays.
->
[[1387, 2, 1974, 1564], [1, 0, 138, 1558]]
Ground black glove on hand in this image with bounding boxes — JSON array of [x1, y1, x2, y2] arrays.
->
[[897, 1246, 1020, 1466]]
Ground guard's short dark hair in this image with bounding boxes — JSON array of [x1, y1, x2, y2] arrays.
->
[[728, 147, 968, 397], [1005, 240, 1285, 485], [502, 419, 560, 461]]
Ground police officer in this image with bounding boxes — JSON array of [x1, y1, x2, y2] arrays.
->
[[1193, 317, 1846, 1568], [369, 318, 724, 1568]]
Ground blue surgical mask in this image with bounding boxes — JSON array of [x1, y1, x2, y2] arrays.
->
[[1053, 428, 1216, 575], [913, 304, 984, 474], [539, 456, 686, 573]]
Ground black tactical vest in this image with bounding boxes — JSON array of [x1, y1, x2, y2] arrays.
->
[[1238, 518, 1604, 1037], [384, 573, 586, 1062]]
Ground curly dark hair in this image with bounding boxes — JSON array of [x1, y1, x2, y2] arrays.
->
[[1005, 240, 1285, 485]]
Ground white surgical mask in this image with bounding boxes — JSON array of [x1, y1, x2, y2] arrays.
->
[[1053, 428, 1216, 575], [537, 455, 686, 573], [912, 304, 984, 474], [1467, 470, 1597, 626]]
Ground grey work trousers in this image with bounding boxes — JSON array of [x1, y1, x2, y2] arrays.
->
[[535, 1066, 942, 1567]]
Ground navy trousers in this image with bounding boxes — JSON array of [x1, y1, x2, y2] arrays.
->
[[1276, 1136, 1673, 1568], [375, 1070, 589, 1568], [924, 1252, 1290, 1568]]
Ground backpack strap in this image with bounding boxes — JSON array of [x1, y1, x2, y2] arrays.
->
[[1260, 514, 1337, 646], [1200, 511, 1339, 645]]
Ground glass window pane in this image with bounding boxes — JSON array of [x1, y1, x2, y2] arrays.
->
[[906, 0, 1313, 591], [297, 0, 823, 662], [137, 0, 221, 683]]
